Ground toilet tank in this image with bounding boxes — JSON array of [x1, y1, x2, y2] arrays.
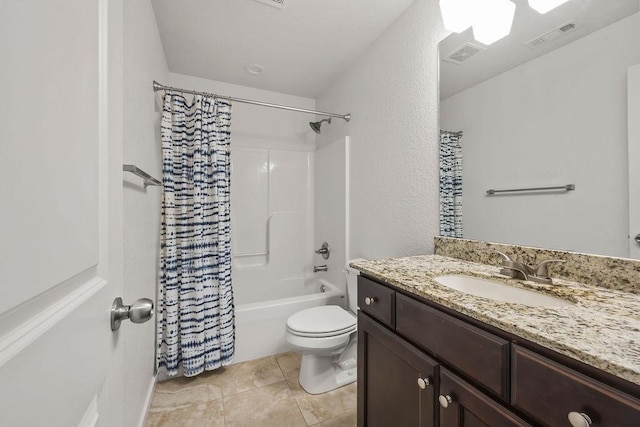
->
[[346, 259, 365, 314]]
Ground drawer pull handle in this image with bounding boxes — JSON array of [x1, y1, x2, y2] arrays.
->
[[417, 377, 431, 389], [364, 296, 377, 305], [438, 394, 453, 408], [568, 412, 592, 427]]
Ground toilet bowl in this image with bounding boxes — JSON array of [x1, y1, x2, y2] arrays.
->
[[285, 260, 363, 394]]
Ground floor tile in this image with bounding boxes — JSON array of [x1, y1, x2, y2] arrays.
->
[[317, 412, 357, 427], [145, 399, 224, 427], [223, 380, 307, 427], [275, 351, 302, 379], [151, 370, 223, 410], [218, 355, 285, 397], [290, 381, 357, 426]]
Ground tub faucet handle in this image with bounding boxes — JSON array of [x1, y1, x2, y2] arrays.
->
[[315, 242, 330, 260]]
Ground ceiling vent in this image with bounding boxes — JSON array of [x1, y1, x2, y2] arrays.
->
[[524, 20, 580, 49], [443, 43, 486, 65], [252, 0, 285, 9]]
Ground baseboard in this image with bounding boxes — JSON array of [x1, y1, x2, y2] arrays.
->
[[136, 375, 157, 427]]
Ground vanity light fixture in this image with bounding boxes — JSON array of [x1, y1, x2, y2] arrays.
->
[[439, 0, 516, 45], [528, 0, 571, 14], [472, 0, 516, 45]]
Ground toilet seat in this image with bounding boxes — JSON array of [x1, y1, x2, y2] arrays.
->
[[286, 305, 356, 338]]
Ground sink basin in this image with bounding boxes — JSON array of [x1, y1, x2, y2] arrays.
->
[[434, 275, 573, 307]]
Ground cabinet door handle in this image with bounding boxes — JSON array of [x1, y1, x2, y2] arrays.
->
[[417, 377, 431, 389], [438, 394, 453, 408], [568, 412, 592, 427], [364, 296, 377, 305]]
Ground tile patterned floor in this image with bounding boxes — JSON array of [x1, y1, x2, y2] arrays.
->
[[146, 352, 357, 427]]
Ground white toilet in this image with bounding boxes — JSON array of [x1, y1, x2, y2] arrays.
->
[[285, 261, 362, 394]]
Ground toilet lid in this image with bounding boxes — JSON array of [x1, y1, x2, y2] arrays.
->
[[287, 305, 357, 337]]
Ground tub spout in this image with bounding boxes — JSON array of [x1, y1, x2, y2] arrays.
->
[[314, 265, 328, 272]]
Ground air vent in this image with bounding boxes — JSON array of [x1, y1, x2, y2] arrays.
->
[[559, 22, 576, 32], [443, 43, 486, 65], [524, 20, 580, 49], [252, 0, 285, 9]]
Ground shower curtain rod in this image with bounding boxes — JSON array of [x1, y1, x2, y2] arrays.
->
[[153, 81, 351, 122]]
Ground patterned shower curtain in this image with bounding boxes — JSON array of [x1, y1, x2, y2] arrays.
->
[[157, 92, 235, 377], [439, 130, 463, 238]]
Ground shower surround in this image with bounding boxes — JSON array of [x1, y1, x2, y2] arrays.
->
[[231, 146, 319, 363]]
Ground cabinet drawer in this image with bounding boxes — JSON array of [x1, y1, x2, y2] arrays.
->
[[396, 293, 510, 400], [358, 276, 395, 328], [512, 345, 640, 426]]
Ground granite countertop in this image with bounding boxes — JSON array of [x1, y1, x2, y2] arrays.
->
[[351, 255, 640, 387]]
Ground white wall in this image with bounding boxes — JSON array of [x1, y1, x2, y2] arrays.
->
[[122, 1, 168, 425], [316, 0, 446, 261], [166, 73, 318, 303], [441, 13, 640, 257]]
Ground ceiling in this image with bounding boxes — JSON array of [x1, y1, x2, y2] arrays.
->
[[439, 0, 639, 99], [151, 0, 416, 98]]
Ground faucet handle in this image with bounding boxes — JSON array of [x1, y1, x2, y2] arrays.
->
[[533, 259, 565, 279], [493, 250, 512, 261], [315, 242, 330, 260]]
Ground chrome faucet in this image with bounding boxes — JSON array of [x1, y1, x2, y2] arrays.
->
[[314, 265, 328, 272], [494, 251, 565, 285]]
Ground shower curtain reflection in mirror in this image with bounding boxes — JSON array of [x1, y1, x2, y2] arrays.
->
[[440, 130, 463, 238]]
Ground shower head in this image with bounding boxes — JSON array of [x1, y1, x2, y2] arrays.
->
[[309, 118, 332, 134]]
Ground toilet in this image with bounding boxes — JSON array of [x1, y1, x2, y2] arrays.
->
[[285, 261, 363, 394]]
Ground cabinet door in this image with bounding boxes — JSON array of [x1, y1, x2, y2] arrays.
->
[[439, 368, 531, 427], [358, 312, 438, 427]]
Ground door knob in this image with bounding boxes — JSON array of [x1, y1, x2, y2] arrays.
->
[[635, 234, 640, 244], [111, 297, 154, 331]]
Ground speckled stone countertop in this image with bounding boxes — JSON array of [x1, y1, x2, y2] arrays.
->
[[351, 255, 640, 387]]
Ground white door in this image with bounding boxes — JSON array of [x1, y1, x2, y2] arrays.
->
[[0, 1, 125, 426], [629, 64, 640, 259]]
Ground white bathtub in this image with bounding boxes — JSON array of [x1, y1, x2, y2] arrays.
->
[[233, 277, 345, 364]]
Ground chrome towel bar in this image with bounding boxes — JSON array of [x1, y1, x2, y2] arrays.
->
[[486, 184, 575, 195], [123, 164, 161, 188]]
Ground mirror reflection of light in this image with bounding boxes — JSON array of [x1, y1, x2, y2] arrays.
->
[[472, 0, 516, 45], [528, 0, 571, 14], [439, 0, 475, 33], [439, 0, 516, 45]]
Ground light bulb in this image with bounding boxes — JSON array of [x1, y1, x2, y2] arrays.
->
[[472, 0, 516, 45], [439, 0, 475, 33], [528, 0, 571, 14]]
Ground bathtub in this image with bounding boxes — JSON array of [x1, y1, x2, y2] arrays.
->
[[233, 277, 345, 364]]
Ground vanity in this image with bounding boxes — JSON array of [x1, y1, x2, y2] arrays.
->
[[353, 243, 640, 427]]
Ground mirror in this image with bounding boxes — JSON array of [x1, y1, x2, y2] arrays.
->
[[439, 0, 640, 258]]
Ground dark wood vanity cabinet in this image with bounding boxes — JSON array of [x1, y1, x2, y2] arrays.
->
[[357, 275, 640, 427]]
